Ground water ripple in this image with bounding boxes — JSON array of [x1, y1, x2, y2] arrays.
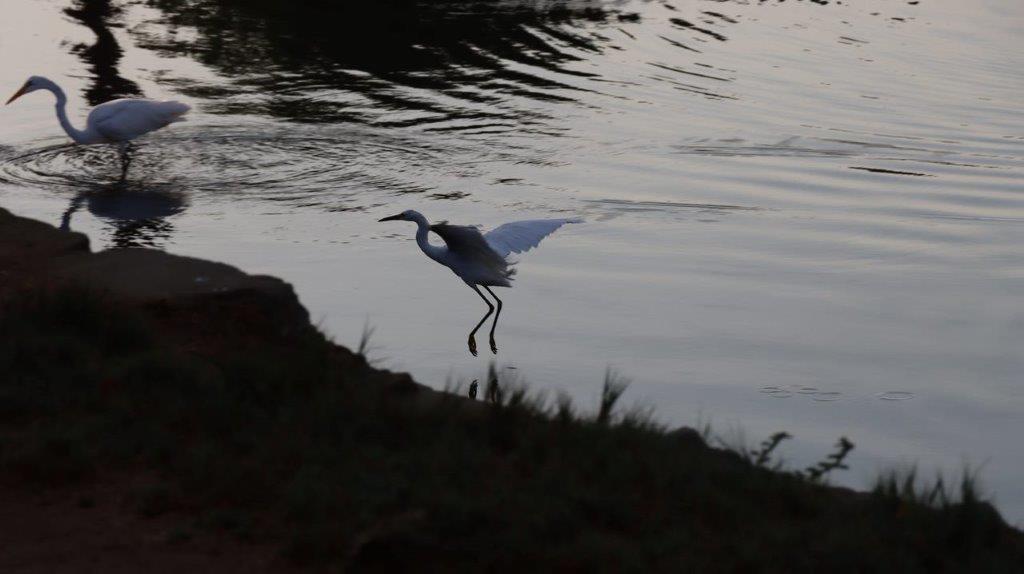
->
[[0, 126, 474, 211]]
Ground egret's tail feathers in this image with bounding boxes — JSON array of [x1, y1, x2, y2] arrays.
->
[[161, 101, 191, 122], [487, 264, 515, 287]]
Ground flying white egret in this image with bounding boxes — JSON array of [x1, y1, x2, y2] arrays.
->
[[6, 76, 190, 179], [379, 210, 581, 355]]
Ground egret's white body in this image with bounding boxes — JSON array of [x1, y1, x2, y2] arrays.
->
[[6, 76, 190, 176], [379, 210, 580, 355]]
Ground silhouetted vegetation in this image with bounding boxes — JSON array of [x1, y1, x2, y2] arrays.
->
[[800, 436, 855, 483], [750, 431, 791, 469], [1, 287, 1022, 571]]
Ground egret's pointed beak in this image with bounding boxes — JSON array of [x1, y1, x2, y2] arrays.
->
[[378, 214, 403, 222], [5, 84, 28, 106]]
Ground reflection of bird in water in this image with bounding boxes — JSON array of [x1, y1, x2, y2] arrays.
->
[[379, 210, 580, 356], [6, 76, 189, 180], [60, 181, 187, 249]]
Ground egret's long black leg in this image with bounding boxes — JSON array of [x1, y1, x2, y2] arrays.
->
[[483, 286, 502, 355], [467, 284, 494, 357], [118, 143, 131, 181]]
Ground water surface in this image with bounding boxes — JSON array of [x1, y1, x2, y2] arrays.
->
[[1, 0, 1022, 521]]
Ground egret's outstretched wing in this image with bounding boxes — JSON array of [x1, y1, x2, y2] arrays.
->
[[484, 218, 582, 258], [431, 223, 515, 283], [88, 99, 190, 142]]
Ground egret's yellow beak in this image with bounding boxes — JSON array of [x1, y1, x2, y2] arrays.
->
[[5, 83, 29, 106]]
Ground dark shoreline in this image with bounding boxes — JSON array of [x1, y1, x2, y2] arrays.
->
[[1, 207, 1021, 572]]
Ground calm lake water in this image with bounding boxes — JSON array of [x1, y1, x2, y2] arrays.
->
[[1, 0, 1022, 521]]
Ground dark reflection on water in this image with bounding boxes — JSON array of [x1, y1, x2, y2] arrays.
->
[[133, 0, 910, 128], [136, 0, 636, 126], [64, 0, 142, 105], [0, 143, 186, 248], [60, 180, 186, 248]]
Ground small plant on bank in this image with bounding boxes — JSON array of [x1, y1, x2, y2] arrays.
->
[[751, 431, 792, 468], [799, 436, 855, 483]]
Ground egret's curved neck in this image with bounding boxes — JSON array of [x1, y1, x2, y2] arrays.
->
[[409, 212, 446, 263], [43, 81, 91, 144]]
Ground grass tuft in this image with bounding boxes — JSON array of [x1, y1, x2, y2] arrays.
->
[[597, 368, 628, 425], [356, 319, 377, 360]]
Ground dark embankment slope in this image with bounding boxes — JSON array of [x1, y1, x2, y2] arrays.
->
[[0, 208, 1021, 573]]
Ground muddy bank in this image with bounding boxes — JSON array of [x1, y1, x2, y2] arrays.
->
[[0, 206, 423, 393], [0, 206, 307, 334]]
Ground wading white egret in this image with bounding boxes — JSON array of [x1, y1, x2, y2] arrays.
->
[[379, 210, 581, 355], [6, 76, 190, 179]]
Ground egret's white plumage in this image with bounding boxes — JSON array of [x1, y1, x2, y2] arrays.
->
[[484, 218, 580, 258], [379, 209, 580, 355], [87, 98, 190, 143], [6, 76, 189, 176]]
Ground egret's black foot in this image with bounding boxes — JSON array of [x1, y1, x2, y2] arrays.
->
[[490, 338, 498, 355], [468, 337, 478, 357]]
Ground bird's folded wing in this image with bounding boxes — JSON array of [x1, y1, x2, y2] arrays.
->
[[430, 223, 514, 277], [91, 99, 191, 141], [484, 218, 582, 258]]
